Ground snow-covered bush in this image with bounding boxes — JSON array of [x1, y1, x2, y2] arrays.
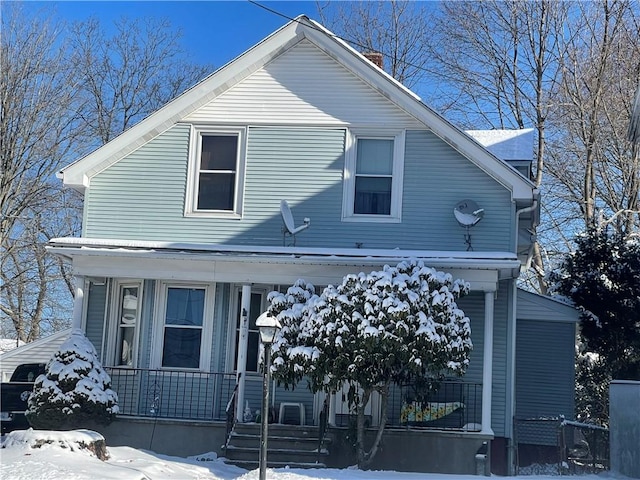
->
[[26, 329, 119, 430], [267, 260, 472, 467]]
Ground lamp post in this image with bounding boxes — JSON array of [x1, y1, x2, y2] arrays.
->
[[256, 312, 281, 480]]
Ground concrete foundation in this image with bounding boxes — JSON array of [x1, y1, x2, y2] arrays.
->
[[93, 418, 493, 474], [94, 417, 228, 458], [328, 426, 493, 474]]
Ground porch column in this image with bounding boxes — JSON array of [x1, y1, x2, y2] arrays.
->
[[235, 284, 252, 422], [481, 290, 495, 435], [72, 276, 85, 329]]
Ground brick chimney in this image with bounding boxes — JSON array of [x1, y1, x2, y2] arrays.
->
[[363, 51, 384, 69]]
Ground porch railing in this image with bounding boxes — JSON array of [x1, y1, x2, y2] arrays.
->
[[106, 367, 236, 422], [106, 368, 481, 433], [331, 380, 482, 431], [389, 380, 483, 430]]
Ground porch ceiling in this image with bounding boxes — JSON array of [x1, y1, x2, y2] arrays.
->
[[48, 237, 520, 291]]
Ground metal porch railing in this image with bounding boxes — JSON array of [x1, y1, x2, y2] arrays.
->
[[106, 367, 236, 422]]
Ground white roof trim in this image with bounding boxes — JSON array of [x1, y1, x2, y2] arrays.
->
[[48, 237, 521, 273], [59, 16, 534, 202]]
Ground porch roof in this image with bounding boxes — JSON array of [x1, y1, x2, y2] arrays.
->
[[48, 237, 521, 291]]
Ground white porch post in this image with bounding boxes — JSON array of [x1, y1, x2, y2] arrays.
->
[[72, 276, 85, 329], [481, 290, 495, 435], [235, 284, 252, 422]]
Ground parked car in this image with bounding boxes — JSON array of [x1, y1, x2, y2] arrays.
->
[[0, 363, 46, 434]]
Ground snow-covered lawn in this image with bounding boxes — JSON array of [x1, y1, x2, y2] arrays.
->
[[0, 429, 617, 480]]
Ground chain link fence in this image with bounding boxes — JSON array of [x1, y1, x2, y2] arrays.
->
[[514, 416, 609, 475]]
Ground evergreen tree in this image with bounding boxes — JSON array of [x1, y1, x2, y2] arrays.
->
[[267, 260, 472, 467], [551, 227, 640, 424], [26, 330, 119, 429]]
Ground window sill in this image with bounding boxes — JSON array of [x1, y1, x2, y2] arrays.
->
[[342, 215, 401, 224], [184, 211, 242, 220]]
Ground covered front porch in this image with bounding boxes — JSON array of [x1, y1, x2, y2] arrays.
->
[[49, 237, 518, 451]]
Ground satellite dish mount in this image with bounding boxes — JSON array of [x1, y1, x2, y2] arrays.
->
[[280, 200, 310, 246], [454, 200, 484, 251]]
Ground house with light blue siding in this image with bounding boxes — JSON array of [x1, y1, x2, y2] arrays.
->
[[48, 15, 576, 475]]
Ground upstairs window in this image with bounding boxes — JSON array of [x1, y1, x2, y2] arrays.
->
[[186, 127, 246, 217], [343, 131, 405, 222], [354, 138, 394, 215]]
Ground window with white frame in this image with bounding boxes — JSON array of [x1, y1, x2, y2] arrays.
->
[[111, 282, 142, 367], [343, 131, 405, 222], [155, 284, 213, 370], [186, 127, 246, 216]]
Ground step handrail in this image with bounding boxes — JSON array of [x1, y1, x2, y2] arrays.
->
[[225, 373, 241, 447]]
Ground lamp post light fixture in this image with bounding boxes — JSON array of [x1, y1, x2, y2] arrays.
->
[[256, 311, 282, 480]]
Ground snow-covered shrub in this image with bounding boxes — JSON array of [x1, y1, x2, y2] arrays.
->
[[267, 260, 472, 467], [26, 329, 119, 430]]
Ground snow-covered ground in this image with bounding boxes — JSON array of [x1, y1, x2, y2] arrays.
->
[[0, 429, 620, 480]]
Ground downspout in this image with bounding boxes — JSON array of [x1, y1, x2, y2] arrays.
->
[[515, 196, 539, 271], [506, 197, 539, 474]]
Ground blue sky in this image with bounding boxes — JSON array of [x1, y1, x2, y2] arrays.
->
[[27, 1, 321, 67]]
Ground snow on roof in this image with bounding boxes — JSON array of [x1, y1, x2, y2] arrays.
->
[[0, 338, 25, 354], [48, 237, 519, 265], [466, 129, 535, 162]]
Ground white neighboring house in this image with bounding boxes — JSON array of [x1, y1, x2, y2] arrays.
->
[[0, 329, 71, 381]]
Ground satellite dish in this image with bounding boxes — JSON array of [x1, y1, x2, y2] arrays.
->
[[454, 200, 484, 251], [280, 200, 310, 245], [454, 200, 484, 227]]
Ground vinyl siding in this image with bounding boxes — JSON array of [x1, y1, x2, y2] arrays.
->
[[210, 283, 231, 373], [515, 319, 576, 419], [185, 40, 422, 129], [85, 282, 107, 360], [85, 126, 514, 252], [457, 281, 511, 437]]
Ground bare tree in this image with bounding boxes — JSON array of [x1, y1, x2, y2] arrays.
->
[[1, 6, 211, 342], [69, 16, 211, 146], [317, 1, 434, 90], [1, 4, 78, 255], [0, 4, 80, 341], [548, 0, 640, 236]]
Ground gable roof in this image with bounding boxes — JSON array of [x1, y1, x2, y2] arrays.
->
[[59, 15, 536, 204]]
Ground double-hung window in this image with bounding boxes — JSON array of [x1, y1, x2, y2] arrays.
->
[[186, 127, 246, 217], [343, 131, 405, 222], [154, 283, 214, 370]]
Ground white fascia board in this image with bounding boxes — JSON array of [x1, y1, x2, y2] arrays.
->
[[59, 19, 307, 190], [47, 237, 521, 286], [48, 236, 519, 262], [302, 18, 535, 203], [49, 246, 507, 290]]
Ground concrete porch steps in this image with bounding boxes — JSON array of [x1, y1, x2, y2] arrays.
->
[[223, 422, 330, 470]]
